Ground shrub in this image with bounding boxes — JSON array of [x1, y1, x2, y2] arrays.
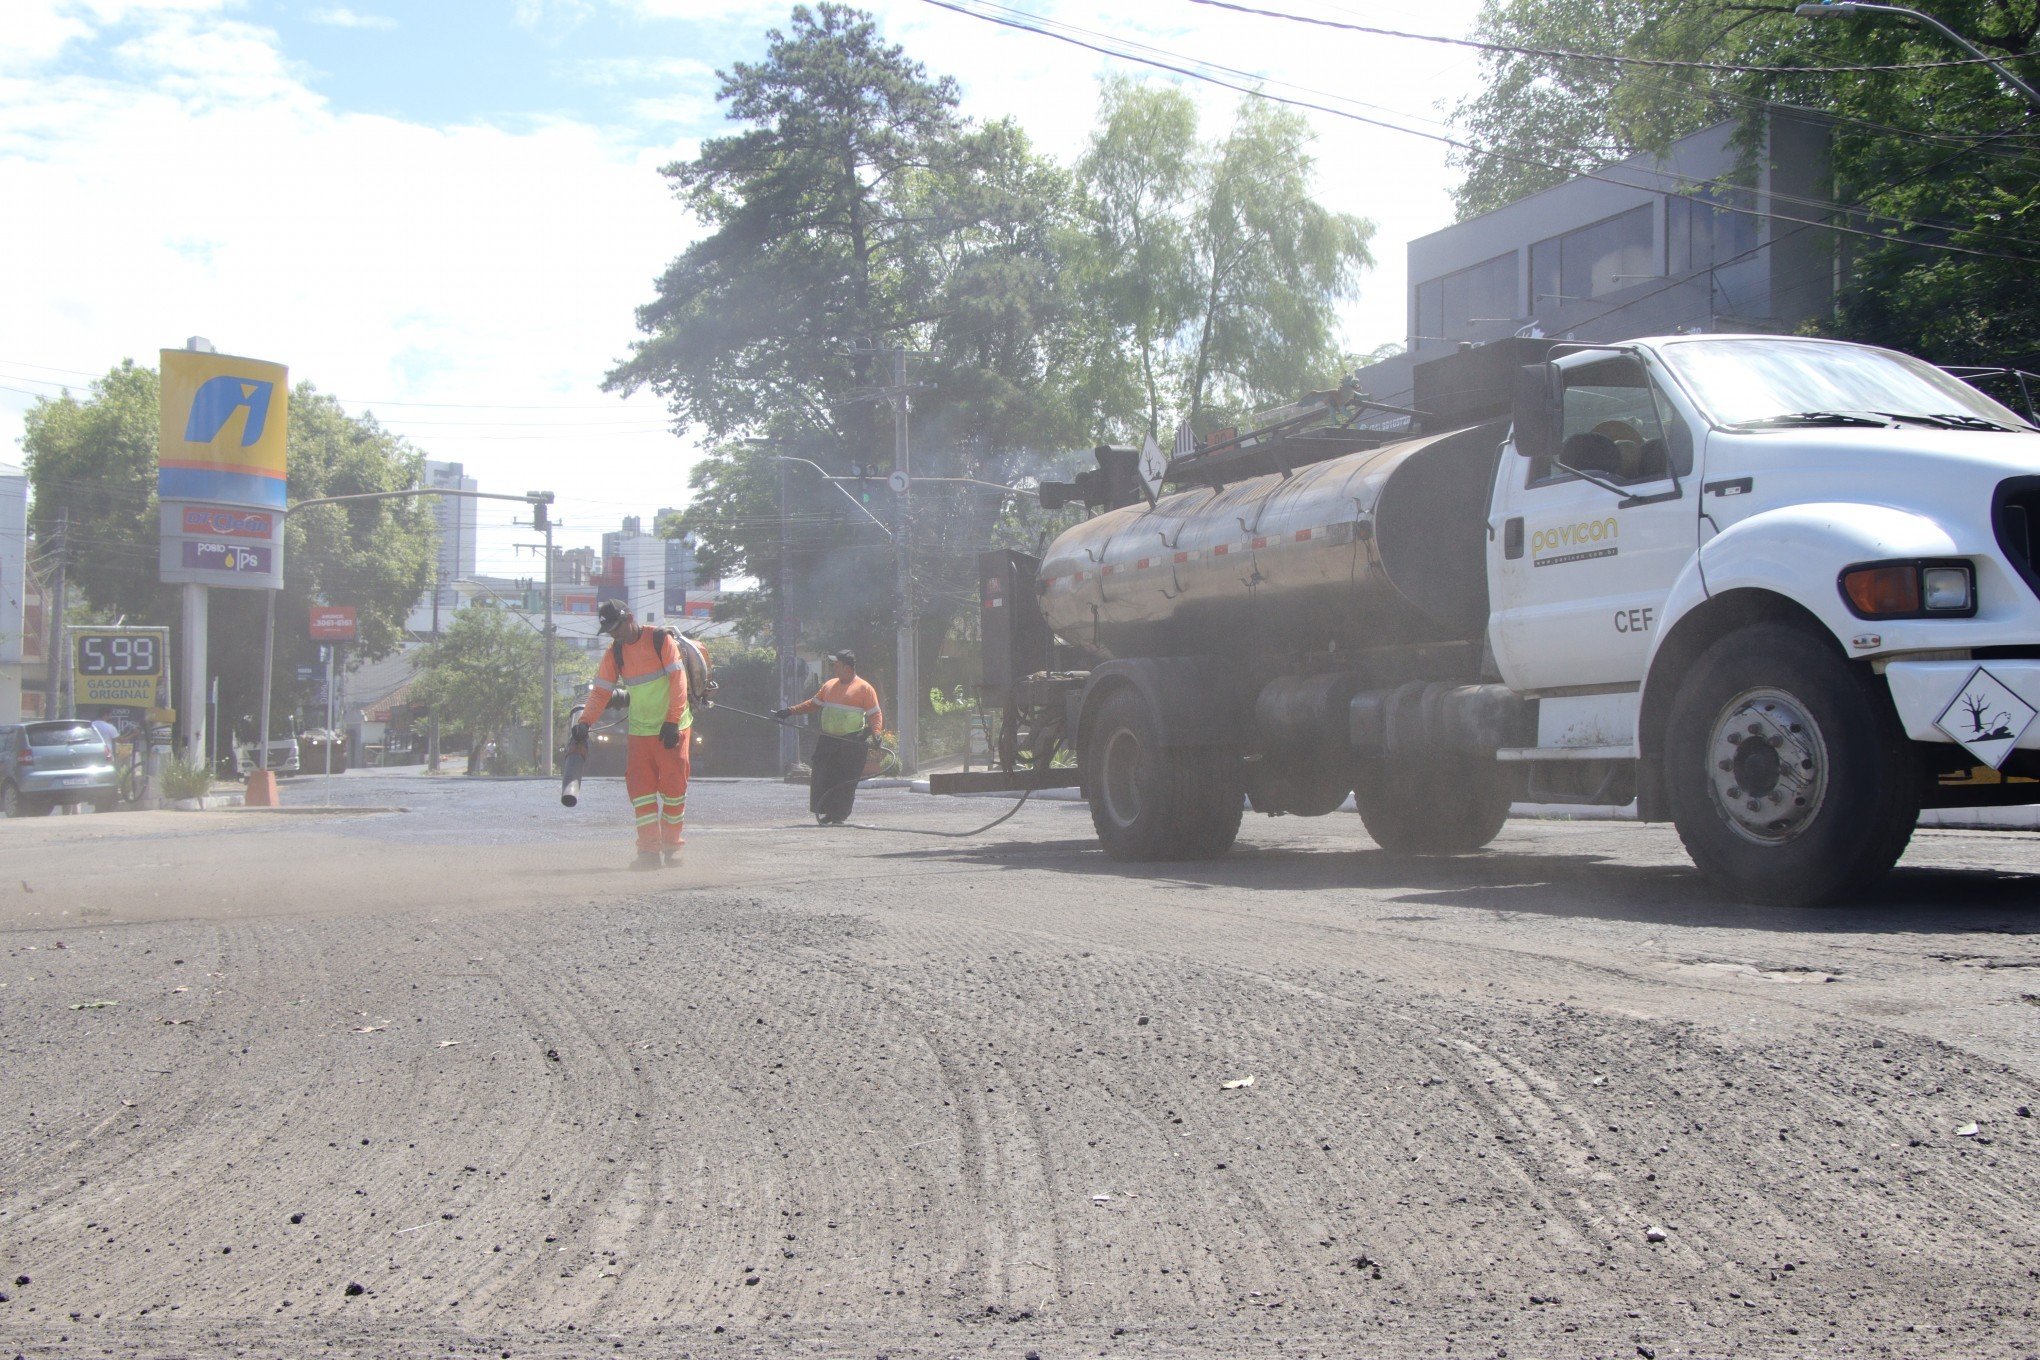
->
[[160, 756, 214, 802]]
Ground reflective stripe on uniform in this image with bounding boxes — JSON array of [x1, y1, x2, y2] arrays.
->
[[819, 701, 869, 736], [590, 676, 617, 692]]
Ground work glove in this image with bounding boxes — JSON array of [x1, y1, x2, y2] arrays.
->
[[702, 680, 718, 708], [570, 722, 588, 745], [770, 707, 792, 720], [866, 730, 883, 749], [660, 721, 681, 750]]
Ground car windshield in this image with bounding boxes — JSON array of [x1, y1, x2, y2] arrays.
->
[[1658, 338, 2035, 432], [28, 722, 100, 747]]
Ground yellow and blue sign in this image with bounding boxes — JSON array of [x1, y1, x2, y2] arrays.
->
[[159, 348, 289, 509]]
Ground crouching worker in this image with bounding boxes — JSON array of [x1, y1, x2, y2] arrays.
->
[[574, 600, 690, 869], [773, 649, 881, 825]]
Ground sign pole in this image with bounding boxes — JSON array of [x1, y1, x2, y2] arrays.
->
[[258, 587, 275, 772], [324, 640, 336, 801], [182, 583, 207, 766]]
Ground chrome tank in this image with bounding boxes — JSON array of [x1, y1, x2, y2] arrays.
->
[[1037, 421, 1507, 661]]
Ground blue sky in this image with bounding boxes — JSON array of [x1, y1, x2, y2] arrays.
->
[[1, 0, 1486, 571]]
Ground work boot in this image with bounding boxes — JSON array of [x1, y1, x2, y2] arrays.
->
[[630, 850, 663, 871], [663, 844, 684, 867]]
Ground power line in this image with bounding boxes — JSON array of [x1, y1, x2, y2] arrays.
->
[[920, 0, 2040, 269], [1184, 0, 2039, 74]]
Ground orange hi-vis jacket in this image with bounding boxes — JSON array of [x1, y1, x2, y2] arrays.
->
[[790, 674, 883, 738], [581, 628, 689, 738]]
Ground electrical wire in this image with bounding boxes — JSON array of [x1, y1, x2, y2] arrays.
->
[[919, 0, 2040, 269], [1184, 0, 2039, 74]]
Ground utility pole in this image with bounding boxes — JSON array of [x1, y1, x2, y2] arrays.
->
[[775, 454, 799, 775], [524, 492, 558, 775], [888, 347, 919, 777], [41, 507, 68, 720]]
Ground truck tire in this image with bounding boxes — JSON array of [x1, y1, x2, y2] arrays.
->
[[1353, 757, 1511, 853], [1086, 688, 1243, 861], [1664, 623, 1919, 907]]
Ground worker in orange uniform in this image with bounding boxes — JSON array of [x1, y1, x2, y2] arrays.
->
[[574, 601, 690, 869], [773, 649, 882, 825]]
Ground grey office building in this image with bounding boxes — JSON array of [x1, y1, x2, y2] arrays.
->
[[1352, 111, 1834, 416]]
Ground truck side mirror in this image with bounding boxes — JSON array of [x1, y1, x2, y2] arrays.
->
[[1511, 363, 1563, 463]]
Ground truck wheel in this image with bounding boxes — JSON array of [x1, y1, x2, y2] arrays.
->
[[1353, 758, 1511, 854], [1086, 688, 1243, 861], [1664, 623, 1918, 907]]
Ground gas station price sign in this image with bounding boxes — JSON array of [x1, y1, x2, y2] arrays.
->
[[73, 626, 173, 708]]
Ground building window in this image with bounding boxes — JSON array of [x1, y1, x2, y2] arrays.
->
[[1668, 188, 1758, 276], [1412, 251, 1517, 348], [1531, 204, 1654, 306]]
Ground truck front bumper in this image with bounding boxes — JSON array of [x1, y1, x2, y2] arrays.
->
[[1884, 659, 2040, 759]]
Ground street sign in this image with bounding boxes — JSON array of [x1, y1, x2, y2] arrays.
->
[[72, 626, 172, 710], [295, 665, 317, 682], [310, 606, 357, 640], [888, 470, 909, 495]]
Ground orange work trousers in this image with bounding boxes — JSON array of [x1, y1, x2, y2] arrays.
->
[[625, 734, 689, 852]]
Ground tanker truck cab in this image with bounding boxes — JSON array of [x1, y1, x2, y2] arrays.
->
[[1488, 345, 1702, 696], [1503, 334, 2040, 903]]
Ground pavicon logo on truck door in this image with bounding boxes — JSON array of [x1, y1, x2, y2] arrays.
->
[[1531, 517, 1619, 567]]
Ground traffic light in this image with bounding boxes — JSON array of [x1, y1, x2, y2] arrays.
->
[[855, 462, 873, 505]]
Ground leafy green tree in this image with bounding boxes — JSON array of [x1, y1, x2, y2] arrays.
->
[[1076, 79, 1376, 438], [21, 363, 438, 731], [409, 606, 547, 775], [610, 4, 1097, 691], [1447, 0, 2040, 366]]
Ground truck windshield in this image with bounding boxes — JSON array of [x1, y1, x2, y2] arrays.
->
[[1658, 338, 2035, 432]]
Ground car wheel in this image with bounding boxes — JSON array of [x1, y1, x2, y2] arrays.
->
[[1665, 623, 1919, 907]]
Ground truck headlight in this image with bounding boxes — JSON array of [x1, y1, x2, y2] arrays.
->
[[1921, 566, 1973, 612], [1839, 560, 1976, 619]]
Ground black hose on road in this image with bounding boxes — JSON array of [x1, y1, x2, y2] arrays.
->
[[713, 701, 1040, 839]]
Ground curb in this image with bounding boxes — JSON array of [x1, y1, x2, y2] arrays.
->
[[170, 792, 247, 811]]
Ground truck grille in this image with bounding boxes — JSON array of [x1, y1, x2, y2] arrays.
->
[[1997, 477, 2040, 600]]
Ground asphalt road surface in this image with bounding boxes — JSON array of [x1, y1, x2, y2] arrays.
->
[[3, 772, 2038, 1359]]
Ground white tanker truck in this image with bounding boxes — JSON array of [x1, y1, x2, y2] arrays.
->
[[932, 335, 2040, 907]]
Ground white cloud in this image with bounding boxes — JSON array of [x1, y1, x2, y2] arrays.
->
[[309, 7, 398, 31], [0, 5, 702, 564], [1, 0, 1493, 570]]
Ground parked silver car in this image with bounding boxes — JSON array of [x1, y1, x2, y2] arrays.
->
[[1, 720, 119, 816]]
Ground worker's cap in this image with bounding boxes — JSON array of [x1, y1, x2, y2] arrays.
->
[[596, 600, 631, 635], [828, 649, 856, 668]]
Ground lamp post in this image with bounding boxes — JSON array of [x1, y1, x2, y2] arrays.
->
[[1795, 2, 2040, 113], [256, 487, 555, 784]]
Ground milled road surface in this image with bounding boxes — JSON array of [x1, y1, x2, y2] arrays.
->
[[3, 772, 2038, 1359]]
